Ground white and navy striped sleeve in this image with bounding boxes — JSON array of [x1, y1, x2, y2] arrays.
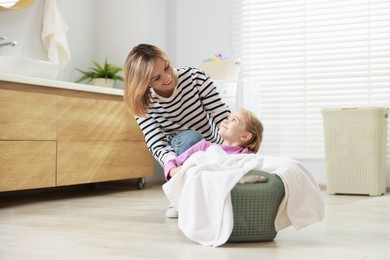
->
[[135, 67, 231, 166], [135, 115, 176, 166]]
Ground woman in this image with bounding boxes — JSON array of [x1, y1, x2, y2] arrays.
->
[[123, 44, 231, 216], [123, 44, 231, 165]]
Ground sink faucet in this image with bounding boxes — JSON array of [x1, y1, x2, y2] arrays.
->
[[0, 37, 17, 49]]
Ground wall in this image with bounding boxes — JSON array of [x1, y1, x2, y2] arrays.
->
[[0, 1, 47, 59], [55, 0, 97, 82], [0, 0, 232, 82], [170, 0, 233, 67], [0, 0, 169, 85], [0, 0, 96, 82], [93, 0, 169, 90]]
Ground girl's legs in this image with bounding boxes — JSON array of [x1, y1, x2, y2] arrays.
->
[[165, 130, 203, 218], [170, 130, 203, 155]]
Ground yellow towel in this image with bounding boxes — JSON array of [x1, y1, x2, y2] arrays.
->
[[41, 0, 71, 68]]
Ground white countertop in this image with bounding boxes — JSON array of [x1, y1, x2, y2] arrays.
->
[[0, 73, 124, 96]]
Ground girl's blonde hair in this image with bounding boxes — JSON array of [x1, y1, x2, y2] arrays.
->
[[123, 44, 171, 117], [240, 108, 263, 153]]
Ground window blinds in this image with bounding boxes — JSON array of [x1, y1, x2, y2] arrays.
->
[[232, 0, 390, 159]]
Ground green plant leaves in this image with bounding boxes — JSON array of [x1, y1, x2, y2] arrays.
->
[[75, 58, 124, 84]]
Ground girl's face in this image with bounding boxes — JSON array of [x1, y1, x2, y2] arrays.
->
[[149, 57, 178, 98], [218, 110, 251, 146]]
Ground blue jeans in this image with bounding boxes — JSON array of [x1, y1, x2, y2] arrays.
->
[[170, 130, 203, 155]]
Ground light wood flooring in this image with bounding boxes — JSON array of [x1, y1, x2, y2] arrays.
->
[[1, 179, 389, 260]]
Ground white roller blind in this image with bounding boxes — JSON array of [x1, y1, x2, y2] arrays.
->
[[232, 0, 390, 159]]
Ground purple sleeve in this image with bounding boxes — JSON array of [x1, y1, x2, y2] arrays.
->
[[164, 140, 211, 181]]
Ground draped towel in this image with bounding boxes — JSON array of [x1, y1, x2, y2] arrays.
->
[[163, 146, 325, 247], [41, 0, 71, 68]]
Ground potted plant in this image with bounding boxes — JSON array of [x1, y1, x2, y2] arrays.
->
[[75, 58, 124, 88]]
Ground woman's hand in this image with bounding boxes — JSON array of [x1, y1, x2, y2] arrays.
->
[[169, 166, 182, 178]]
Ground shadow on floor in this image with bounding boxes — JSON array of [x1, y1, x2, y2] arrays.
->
[[0, 178, 164, 208]]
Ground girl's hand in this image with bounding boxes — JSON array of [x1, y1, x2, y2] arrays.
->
[[169, 166, 182, 177]]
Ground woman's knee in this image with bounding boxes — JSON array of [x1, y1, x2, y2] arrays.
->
[[170, 130, 203, 155]]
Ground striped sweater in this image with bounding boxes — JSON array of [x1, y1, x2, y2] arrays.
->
[[135, 66, 231, 166]]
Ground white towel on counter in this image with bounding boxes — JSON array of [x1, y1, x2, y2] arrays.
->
[[41, 0, 70, 68], [162, 146, 324, 247]]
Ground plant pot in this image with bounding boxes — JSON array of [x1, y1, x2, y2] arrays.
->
[[92, 78, 115, 88]]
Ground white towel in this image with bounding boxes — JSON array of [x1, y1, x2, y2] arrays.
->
[[41, 0, 71, 68], [162, 146, 324, 247], [163, 146, 261, 247], [259, 156, 325, 231]]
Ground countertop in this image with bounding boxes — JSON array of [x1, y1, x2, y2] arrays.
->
[[0, 73, 124, 96]]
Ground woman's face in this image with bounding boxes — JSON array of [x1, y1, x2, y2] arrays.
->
[[149, 57, 178, 98]]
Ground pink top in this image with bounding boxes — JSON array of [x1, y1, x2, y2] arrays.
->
[[164, 139, 254, 181]]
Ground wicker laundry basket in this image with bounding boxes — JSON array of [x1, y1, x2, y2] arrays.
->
[[228, 170, 285, 243], [322, 107, 389, 196]]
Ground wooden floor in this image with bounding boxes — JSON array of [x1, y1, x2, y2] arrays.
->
[[1, 179, 389, 260]]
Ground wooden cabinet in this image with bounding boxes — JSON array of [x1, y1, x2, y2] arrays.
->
[[57, 141, 151, 186], [55, 96, 151, 186], [0, 81, 153, 192], [56, 96, 143, 141], [0, 141, 56, 191], [0, 88, 57, 140]]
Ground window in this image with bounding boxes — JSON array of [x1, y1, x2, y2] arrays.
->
[[232, 0, 390, 159]]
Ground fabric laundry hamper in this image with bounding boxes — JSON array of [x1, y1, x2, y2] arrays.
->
[[322, 107, 389, 196], [228, 170, 285, 243]]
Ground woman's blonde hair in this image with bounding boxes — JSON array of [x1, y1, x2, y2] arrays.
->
[[240, 108, 263, 153], [123, 44, 171, 117]]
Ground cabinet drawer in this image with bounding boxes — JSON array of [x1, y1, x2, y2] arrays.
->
[[0, 89, 57, 140], [0, 141, 56, 192], [57, 96, 143, 141], [57, 141, 153, 186]]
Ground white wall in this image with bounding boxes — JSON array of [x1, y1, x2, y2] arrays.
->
[[0, 1, 47, 59], [0, 0, 169, 85], [170, 0, 233, 67], [55, 0, 97, 82], [1, 0, 388, 188], [0, 0, 97, 82], [93, 0, 169, 89], [0, 0, 232, 82]]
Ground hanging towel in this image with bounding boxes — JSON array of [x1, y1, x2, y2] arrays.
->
[[41, 0, 71, 68]]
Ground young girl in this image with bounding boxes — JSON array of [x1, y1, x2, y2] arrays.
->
[[164, 108, 264, 181]]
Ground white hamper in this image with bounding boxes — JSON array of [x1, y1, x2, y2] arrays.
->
[[322, 107, 389, 196]]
